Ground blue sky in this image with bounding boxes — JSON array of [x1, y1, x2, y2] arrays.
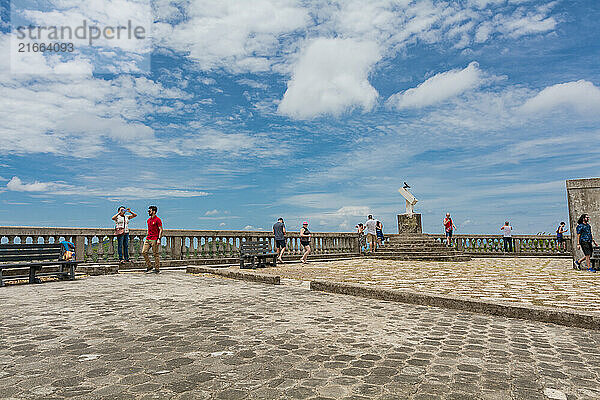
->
[[1, 0, 599, 234]]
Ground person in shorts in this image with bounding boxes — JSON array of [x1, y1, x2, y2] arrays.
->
[[300, 221, 311, 263], [364, 215, 378, 252], [556, 221, 568, 252], [575, 214, 597, 271], [273, 217, 286, 263], [443, 213, 456, 246]]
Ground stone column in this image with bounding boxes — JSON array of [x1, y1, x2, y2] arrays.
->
[[397, 214, 422, 235], [566, 178, 600, 262]]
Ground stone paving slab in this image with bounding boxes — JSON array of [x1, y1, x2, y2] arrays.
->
[[1, 272, 600, 400], [252, 258, 600, 314]]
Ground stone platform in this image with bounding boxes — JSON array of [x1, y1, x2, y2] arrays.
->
[[251, 257, 600, 314], [1, 272, 600, 399]]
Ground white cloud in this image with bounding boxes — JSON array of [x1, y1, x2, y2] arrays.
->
[[205, 209, 219, 215], [6, 176, 210, 199], [278, 38, 381, 119], [334, 206, 371, 217], [219, 222, 226, 227], [243, 225, 254, 230], [6, 176, 66, 192], [154, 0, 310, 73], [387, 62, 484, 110], [520, 80, 600, 115], [237, 78, 268, 89]]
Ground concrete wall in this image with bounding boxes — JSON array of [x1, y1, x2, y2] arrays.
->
[[566, 178, 600, 260]]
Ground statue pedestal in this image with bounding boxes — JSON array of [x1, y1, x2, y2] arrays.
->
[[397, 214, 422, 235]]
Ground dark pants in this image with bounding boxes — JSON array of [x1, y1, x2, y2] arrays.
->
[[503, 237, 513, 252], [117, 233, 130, 261]]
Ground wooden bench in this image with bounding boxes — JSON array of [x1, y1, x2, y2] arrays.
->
[[0, 243, 79, 287], [239, 241, 276, 269]]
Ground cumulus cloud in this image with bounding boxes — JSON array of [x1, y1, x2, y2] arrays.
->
[[387, 62, 484, 110], [334, 206, 371, 217], [154, 0, 309, 72], [520, 80, 600, 115], [278, 38, 381, 119], [205, 209, 219, 215]]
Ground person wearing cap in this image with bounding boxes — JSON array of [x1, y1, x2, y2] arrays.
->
[[273, 217, 286, 263], [300, 221, 311, 263]]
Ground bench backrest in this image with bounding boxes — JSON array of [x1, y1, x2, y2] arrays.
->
[[593, 246, 600, 258], [0, 243, 63, 263], [240, 241, 272, 255]]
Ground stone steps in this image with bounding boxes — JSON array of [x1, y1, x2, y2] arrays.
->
[[368, 235, 471, 262], [364, 254, 471, 262]]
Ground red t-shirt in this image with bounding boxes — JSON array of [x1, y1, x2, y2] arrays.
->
[[147, 216, 162, 240], [444, 218, 453, 232]]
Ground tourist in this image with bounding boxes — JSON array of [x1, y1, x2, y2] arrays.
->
[[500, 221, 513, 252], [575, 214, 597, 271], [142, 205, 163, 273], [364, 215, 378, 252], [112, 206, 137, 263], [376, 220, 385, 247], [356, 223, 366, 253], [300, 221, 311, 263], [556, 221, 568, 252], [443, 213, 456, 246], [273, 217, 286, 263]]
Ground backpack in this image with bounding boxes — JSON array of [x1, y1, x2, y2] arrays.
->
[[60, 241, 76, 261]]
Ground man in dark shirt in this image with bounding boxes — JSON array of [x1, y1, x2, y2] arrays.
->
[[273, 218, 286, 263]]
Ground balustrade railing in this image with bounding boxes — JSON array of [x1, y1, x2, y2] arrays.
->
[[0, 227, 360, 264], [425, 234, 572, 256]]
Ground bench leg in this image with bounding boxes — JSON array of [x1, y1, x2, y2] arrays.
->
[[29, 266, 41, 284], [69, 263, 75, 280], [0, 269, 3, 287]]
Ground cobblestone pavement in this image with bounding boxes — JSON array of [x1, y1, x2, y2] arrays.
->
[[256, 258, 600, 314], [2, 272, 600, 400]]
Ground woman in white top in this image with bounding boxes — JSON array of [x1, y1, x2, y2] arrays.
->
[[112, 206, 137, 263]]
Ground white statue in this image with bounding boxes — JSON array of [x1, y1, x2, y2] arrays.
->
[[398, 186, 418, 216]]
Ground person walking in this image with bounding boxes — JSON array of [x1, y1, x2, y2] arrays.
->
[[500, 221, 513, 252], [112, 206, 137, 263], [364, 215, 378, 253], [376, 221, 385, 247], [356, 223, 366, 253], [575, 214, 597, 271], [443, 213, 456, 246], [556, 221, 568, 252], [142, 205, 163, 273], [273, 217, 286, 263], [300, 221, 311, 263]]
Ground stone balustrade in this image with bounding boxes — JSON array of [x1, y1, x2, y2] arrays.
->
[[424, 233, 572, 256], [0, 226, 360, 264]]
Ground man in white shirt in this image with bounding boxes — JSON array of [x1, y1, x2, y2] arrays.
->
[[500, 221, 513, 252], [364, 215, 379, 252]]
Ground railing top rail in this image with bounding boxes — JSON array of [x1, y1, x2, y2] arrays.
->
[[424, 233, 570, 239], [0, 226, 357, 236]]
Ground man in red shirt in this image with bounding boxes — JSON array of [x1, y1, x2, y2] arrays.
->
[[443, 212, 456, 246], [143, 205, 163, 273]]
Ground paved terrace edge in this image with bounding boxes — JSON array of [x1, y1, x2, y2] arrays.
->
[[187, 266, 280, 285], [310, 280, 600, 331]]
